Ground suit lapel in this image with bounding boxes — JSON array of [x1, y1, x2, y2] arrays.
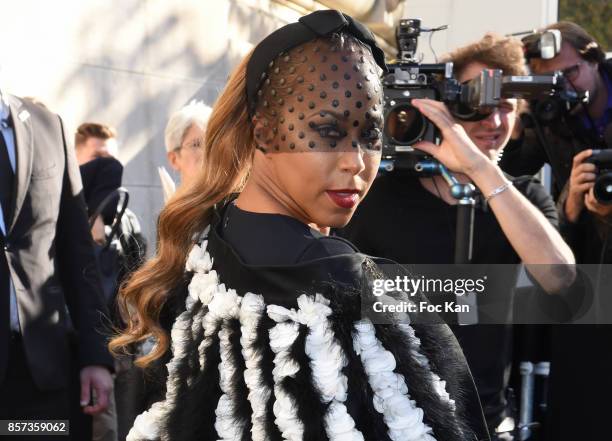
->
[[7, 95, 33, 234]]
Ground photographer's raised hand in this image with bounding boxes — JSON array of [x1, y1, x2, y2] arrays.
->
[[410, 98, 519, 198], [411, 98, 490, 175], [411, 99, 575, 293], [565, 149, 596, 223]]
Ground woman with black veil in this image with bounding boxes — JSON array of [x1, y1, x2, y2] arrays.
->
[[111, 10, 489, 441]]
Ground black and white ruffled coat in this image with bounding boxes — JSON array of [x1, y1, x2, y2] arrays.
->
[[127, 218, 489, 441]]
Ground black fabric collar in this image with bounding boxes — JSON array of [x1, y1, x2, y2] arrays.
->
[[246, 9, 387, 117], [206, 201, 369, 308]]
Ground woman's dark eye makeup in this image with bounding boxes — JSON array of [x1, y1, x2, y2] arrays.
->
[[314, 123, 343, 138], [310, 117, 382, 144]]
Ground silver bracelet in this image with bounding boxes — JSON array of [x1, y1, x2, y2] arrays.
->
[[485, 180, 513, 201]]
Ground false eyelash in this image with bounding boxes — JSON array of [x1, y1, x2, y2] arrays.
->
[[315, 125, 344, 139]]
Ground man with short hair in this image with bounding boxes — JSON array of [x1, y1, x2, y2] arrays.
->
[[75, 123, 123, 245], [499, 21, 612, 263], [75, 122, 123, 441], [75, 123, 118, 163]]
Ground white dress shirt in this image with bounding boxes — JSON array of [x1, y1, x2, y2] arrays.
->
[[0, 89, 21, 332]]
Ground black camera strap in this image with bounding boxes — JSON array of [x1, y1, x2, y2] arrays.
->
[[89, 187, 130, 251]]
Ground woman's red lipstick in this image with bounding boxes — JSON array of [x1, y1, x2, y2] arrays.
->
[[326, 190, 359, 209]]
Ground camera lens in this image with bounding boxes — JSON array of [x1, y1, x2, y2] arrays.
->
[[534, 97, 562, 125], [593, 172, 612, 204], [385, 103, 427, 146]]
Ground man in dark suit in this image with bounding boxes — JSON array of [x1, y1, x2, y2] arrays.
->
[[0, 90, 113, 437]]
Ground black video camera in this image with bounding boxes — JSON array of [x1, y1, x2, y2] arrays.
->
[[519, 29, 587, 127], [382, 19, 581, 174], [586, 150, 612, 204], [381, 19, 450, 173]]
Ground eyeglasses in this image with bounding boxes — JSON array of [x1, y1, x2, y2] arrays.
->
[[174, 137, 204, 153], [561, 61, 584, 82]]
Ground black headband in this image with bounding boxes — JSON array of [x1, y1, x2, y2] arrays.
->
[[246, 9, 387, 117]]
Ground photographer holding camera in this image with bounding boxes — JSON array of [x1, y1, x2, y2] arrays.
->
[[500, 22, 611, 264], [499, 22, 612, 441], [341, 33, 575, 439]]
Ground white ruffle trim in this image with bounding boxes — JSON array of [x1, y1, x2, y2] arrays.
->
[[353, 319, 437, 441], [127, 236, 454, 441], [240, 293, 270, 441], [126, 240, 222, 441], [268, 305, 304, 441], [212, 289, 243, 440], [267, 295, 364, 440], [163, 281, 201, 413], [186, 239, 213, 274], [297, 295, 363, 441], [397, 324, 455, 410], [127, 402, 165, 441]]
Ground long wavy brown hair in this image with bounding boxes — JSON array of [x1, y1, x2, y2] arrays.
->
[[109, 52, 255, 367], [110, 32, 373, 367]]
